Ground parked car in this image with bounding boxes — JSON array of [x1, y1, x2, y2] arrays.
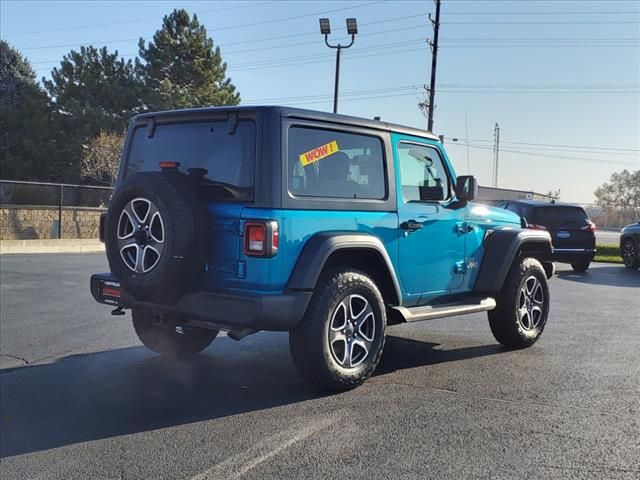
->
[[497, 200, 596, 272], [91, 106, 554, 391], [620, 222, 640, 269]]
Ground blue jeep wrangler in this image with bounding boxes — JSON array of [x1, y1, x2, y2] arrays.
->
[[91, 106, 554, 390]]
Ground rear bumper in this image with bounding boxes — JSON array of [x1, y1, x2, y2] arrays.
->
[[90, 273, 312, 331], [552, 248, 596, 263]]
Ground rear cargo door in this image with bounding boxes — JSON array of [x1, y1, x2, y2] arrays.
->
[[533, 206, 593, 249], [204, 203, 244, 288], [124, 115, 259, 289]]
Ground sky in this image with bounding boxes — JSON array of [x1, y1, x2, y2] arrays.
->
[[1, 0, 639, 203]]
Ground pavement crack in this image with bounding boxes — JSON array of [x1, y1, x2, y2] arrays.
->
[[377, 380, 625, 418], [1, 352, 30, 365]]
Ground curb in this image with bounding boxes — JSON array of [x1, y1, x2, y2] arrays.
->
[[0, 239, 105, 255]]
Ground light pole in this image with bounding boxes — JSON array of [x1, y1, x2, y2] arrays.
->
[[320, 17, 358, 113]]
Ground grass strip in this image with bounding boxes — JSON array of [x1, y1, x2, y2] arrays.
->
[[594, 244, 622, 264]]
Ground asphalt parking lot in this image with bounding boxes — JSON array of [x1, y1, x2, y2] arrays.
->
[[1, 254, 639, 479]]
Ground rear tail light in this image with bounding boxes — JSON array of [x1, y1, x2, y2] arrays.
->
[[581, 221, 596, 232], [528, 224, 548, 231], [159, 161, 180, 170], [243, 221, 278, 257], [99, 281, 121, 305]]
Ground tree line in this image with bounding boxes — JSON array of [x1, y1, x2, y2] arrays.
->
[[0, 9, 239, 185]]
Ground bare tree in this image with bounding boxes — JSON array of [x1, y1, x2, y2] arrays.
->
[[80, 131, 124, 185], [594, 169, 640, 226]]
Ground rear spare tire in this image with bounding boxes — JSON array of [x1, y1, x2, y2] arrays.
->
[[105, 172, 208, 304]]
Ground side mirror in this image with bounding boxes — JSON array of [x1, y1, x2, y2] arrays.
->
[[455, 175, 478, 202]]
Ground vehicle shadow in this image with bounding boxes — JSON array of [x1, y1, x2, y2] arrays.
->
[[555, 265, 640, 288], [0, 333, 503, 458]]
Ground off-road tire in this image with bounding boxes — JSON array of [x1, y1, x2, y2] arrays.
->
[[622, 238, 639, 269], [132, 309, 218, 358], [571, 259, 591, 272], [289, 269, 386, 391], [105, 172, 209, 305], [488, 257, 550, 349]]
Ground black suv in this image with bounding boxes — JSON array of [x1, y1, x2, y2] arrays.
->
[[498, 200, 596, 272], [621, 222, 640, 269]]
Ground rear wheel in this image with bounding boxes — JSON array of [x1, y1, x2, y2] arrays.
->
[[488, 257, 550, 349], [622, 238, 639, 269], [132, 309, 218, 358], [289, 270, 386, 391], [571, 259, 591, 272]]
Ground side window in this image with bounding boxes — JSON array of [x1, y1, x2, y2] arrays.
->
[[506, 203, 519, 214], [397, 142, 451, 202], [288, 127, 386, 199]]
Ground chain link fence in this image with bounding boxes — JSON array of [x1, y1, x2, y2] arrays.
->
[[0, 180, 113, 240]]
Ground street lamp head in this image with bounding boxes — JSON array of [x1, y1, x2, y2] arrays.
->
[[346, 18, 358, 35], [319, 18, 331, 35]]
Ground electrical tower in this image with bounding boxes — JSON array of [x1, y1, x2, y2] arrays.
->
[[492, 122, 500, 187], [419, 0, 441, 131]]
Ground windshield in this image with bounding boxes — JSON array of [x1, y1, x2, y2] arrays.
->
[[125, 120, 256, 200], [532, 206, 588, 227]]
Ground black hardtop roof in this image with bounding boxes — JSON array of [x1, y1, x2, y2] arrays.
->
[[133, 105, 441, 141], [508, 199, 585, 209]]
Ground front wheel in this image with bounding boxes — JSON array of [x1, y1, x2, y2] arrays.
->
[[622, 239, 639, 269], [132, 309, 218, 358], [488, 257, 550, 349], [289, 270, 386, 391]]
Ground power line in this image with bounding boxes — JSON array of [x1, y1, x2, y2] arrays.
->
[[443, 20, 640, 24], [448, 143, 639, 166], [6, 1, 276, 37], [444, 10, 640, 15], [20, 14, 430, 53], [28, 35, 640, 65], [447, 138, 640, 153]]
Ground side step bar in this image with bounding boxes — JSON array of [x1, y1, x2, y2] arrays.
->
[[391, 297, 496, 323]]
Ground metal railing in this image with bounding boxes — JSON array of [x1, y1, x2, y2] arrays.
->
[[0, 180, 113, 240]]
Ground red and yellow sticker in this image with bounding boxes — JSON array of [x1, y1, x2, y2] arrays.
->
[[299, 140, 339, 166]]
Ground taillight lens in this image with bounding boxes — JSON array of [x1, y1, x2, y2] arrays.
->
[[243, 221, 278, 257], [245, 223, 266, 255], [581, 221, 596, 232]]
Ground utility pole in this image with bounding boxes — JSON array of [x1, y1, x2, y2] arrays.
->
[[465, 114, 470, 174], [492, 122, 500, 187], [426, 0, 441, 131]]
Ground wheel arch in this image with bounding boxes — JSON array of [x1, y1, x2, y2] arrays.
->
[[474, 228, 553, 294], [287, 232, 402, 307]]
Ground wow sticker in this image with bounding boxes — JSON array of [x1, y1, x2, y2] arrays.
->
[[299, 141, 339, 166]]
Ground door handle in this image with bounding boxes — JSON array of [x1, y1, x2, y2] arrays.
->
[[456, 222, 475, 234], [400, 220, 423, 232]]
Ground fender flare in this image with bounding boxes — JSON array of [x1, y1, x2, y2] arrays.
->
[[474, 228, 553, 294], [287, 232, 403, 303]]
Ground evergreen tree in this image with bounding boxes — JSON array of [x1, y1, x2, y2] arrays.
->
[[44, 46, 147, 137], [138, 9, 240, 109], [0, 41, 70, 181]]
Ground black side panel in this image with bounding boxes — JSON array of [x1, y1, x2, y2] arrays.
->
[[287, 232, 402, 301], [474, 229, 552, 294]]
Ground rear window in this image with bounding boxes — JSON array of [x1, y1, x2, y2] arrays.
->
[[531, 206, 588, 227], [125, 120, 256, 200], [287, 126, 386, 199]]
